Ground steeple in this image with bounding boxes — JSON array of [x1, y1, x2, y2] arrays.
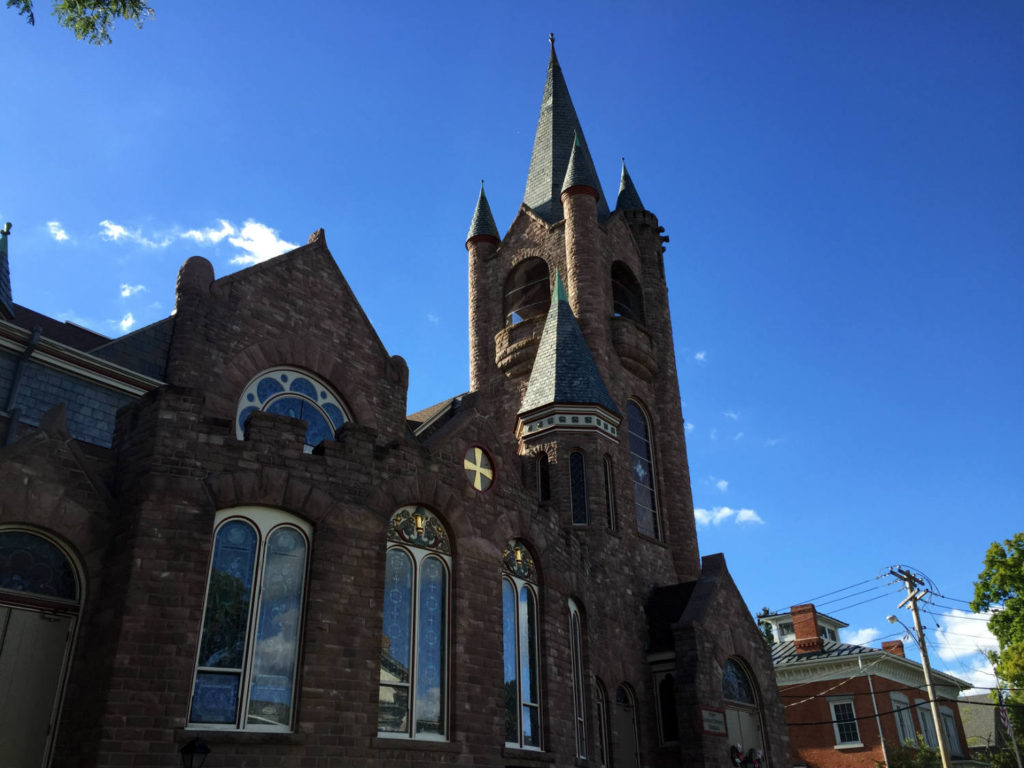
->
[[615, 159, 645, 212], [523, 36, 609, 223], [0, 222, 13, 320], [561, 132, 600, 197], [517, 270, 620, 443], [466, 182, 500, 244]]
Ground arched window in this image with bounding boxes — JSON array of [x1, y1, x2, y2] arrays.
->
[[536, 452, 551, 503], [503, 258, 550, 326], [570, 451, 588, 525], [0, 529, 82, 767], [569, 599, 587, 759], [613, 684, 641, 768], [657, 672, 680, 743], [627, 401, 660, 539], [602, 455, 616, 531], [594, 680, 610, 767], [236, 367, 349, 450], [379, 506, 451, 740], [611, 262, 645, 325], [722, 659, 764, 759], [189, 508, 311, 731], [503, 539, 542, 750]]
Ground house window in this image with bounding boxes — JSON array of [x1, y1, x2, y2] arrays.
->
[[189, 508, 311, 731], [626, 400, 660, 539], [602, 456, 616, 530], [940, 706, 962, 757], [891, 693, 915, 745], [503, 539, 542, 750], [594, 680, 610, 767], [830, 698, 861, 745], [915, 700, 938, 748], [236, 367, 349, 449], [570, 452, 588, 525], [504, 258, 550, 326], [611, 262, 645, 324], [379, 506, 451, 739], [569, 599, 586, 758], [778, 621, 794, 639]]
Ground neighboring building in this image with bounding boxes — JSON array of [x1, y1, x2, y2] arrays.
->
[[0, 44, 791, 767], [765, 603, 980, 767]]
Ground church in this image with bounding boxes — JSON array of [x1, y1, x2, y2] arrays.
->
[[0, 42, 790, 768]]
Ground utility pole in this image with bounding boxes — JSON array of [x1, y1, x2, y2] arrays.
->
[[889, 567, 952, 768]]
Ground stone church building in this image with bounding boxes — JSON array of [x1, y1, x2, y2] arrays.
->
[[0, 44, 790, 767]]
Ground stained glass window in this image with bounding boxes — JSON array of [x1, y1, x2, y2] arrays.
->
[[504, 539, 541, 750], [189, 509, 310, 731], [569, 599, 587, 759], [722, 659, 756, 705], [0, 530, 78, 602], [570, 452, 588, 525], [627, 401, 660, 539], [236, 368, 349, 450], [379, 507, 451, 740], [603, 456, 616, 531]]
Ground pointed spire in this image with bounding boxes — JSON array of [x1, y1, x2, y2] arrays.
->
[[523, 38, 610, 223], [561, 132, 600, 196], [0, 222, 13, 320], [466, 181, 500, 243], [518, 270, 619, 417], [615, 159, 645, 212]]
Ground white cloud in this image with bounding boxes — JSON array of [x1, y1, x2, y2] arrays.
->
[[99, 220, 172, 248], [733, 431, 744, 441], [710, 428, 718, 440], [119, 313, 135, 332], [716, 479, 728, 492], [942, 657, 998, 696], [427, 313, 440, 325], [846, 627, 881, 646], [694, 506, 763, 526], [724, 410, 739, 420], [181, 219, 235, 244], [694, 350, 706, 362], [228, 220, 298, 265], [120, 283, 146, 298], [933, 609, 998, 662], [685, 422, 695, 432], [47, 221, 69, 241], [765, 437, 782, 447]]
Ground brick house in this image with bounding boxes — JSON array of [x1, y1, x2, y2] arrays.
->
[[0, 43, 791, 767], [762, 604, 980, 767]]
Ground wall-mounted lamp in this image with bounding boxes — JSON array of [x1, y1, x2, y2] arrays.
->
[[180, 737, 211, 768]]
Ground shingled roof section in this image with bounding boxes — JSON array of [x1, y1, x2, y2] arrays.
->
[[519, 270, 619, 417], [615, 159, 645, 212], [466, 183, 500, 242], [523, 39, 610, 224], [561, 131, 600, 194]]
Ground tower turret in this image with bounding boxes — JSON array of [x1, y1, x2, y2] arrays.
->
[[466, 183, 500, 391], [615, 159, 645, 212]]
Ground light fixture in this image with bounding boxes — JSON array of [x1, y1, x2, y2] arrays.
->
[[180, 737, 211, 768], [886, 615, 897, 624], [413, 512, 425, 535], [515, 547, 523, 564]]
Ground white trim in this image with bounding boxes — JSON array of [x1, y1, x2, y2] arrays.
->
[[828, 697, 861, 746]]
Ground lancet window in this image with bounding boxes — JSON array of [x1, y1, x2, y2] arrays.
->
[[503, 539, 542, 750], [627, 400, 661, 539]]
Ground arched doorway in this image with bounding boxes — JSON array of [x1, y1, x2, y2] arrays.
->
[[0, 529, 82, 767], [722, 658, 765, 764]]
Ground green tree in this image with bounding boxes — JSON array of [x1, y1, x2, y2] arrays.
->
[[878, 737, 941, 768], [971, 533, 1024, 690], [756, 606, 775, 645], [7, 0, 153, 44]]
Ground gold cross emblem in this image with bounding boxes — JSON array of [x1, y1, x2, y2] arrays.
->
[[463, 446, 494, 492]]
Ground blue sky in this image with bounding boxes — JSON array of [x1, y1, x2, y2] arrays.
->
[[4, 1, 1021, 693]]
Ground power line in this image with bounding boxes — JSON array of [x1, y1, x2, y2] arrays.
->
[[789, 576, 884, 610]]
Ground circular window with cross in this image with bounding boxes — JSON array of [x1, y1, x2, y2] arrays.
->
[[463, 445, 495, 493]]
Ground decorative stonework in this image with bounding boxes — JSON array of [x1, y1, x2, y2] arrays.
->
[[387, 506, 450, 554], [463, 446, 494, 492], [502, 539, 536, 581]]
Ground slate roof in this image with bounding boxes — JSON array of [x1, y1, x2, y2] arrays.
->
[[616, 159, 645, 212], [467, 183, 500, 241], [561, 132, 600, 194], [518, 271, 618, 417], [408, 391, 475, 441], [523, 42, 610, 223], [11, 304, 110, 351], [91, 317, 173, 381]]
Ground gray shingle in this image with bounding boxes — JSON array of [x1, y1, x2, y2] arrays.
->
[[466, 183, 500, 241], [616, 159, 645, 212]]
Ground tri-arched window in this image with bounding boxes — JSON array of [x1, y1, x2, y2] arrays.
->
[[569, 451, 588, 525], [627, 401, 660, 539], [189, 508, 311, 731], [236, 367, 349, 449], [569, 599, 587, 759], [0, 529, 82, 766], [503, 258, 550, 326], [379, 506, 451, 740], [503, 539, 542, 750], [611, 262, 645, 325]]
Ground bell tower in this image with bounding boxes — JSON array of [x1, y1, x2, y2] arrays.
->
[[465, 39, 698, 580]]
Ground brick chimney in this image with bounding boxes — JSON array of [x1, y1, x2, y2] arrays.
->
[[791, 603, 824, 654], [882, 640, 906, 658]]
